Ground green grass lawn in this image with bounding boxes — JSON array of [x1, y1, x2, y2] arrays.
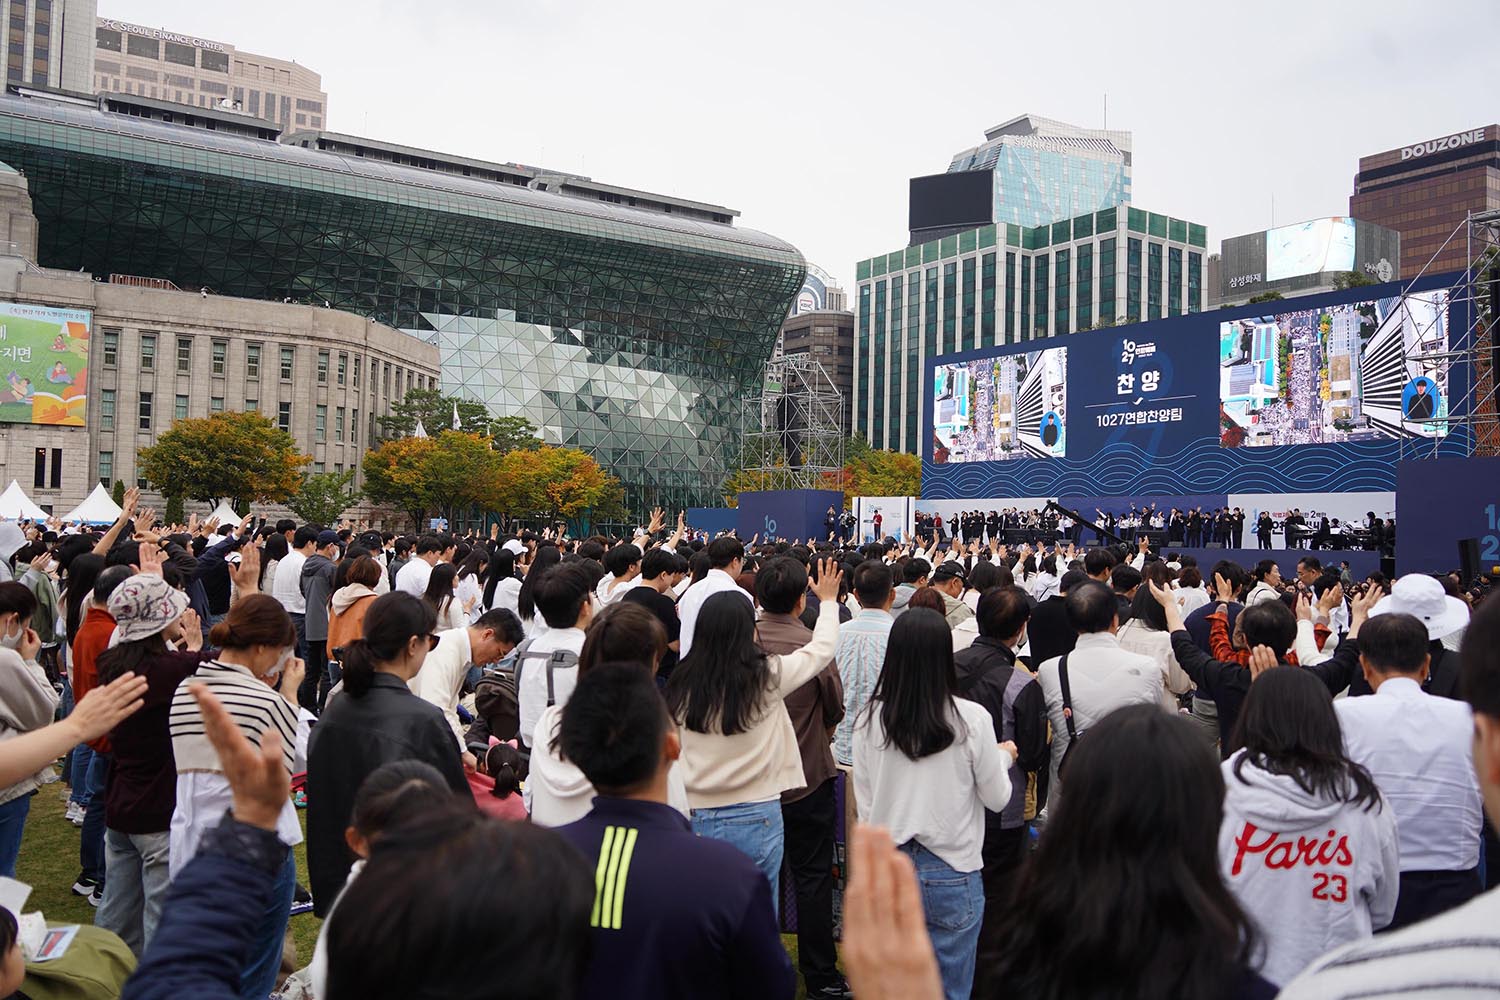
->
[[16, 778, 816, 998]]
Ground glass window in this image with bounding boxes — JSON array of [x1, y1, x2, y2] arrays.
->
[[337, 353, 347, 385], [351, 408, 359, 444], [1188, 251, 1203, 314], [163, 41, 195, 66], [1054, 250, 1071, 336], [981, 253, 996, 345], [125, 34, 159, 59], [317, 350, 329, 384], [315, 405, 326, 442], [96, 28, 122, 52], [211, 340, 226, 375], [873, 280, 886, 448], [1021, 254, 1032, 339], [1126, 238, 1142, 324], [102, 329, 119, 367], [887, 277, 903, 450], [1033, 254, 1049, 337], [1168, 247, 1183, 317], [138, 391, 153, 430], [961, 258, 977, 351], [200, 48, 228, 73], [50, 447, 60, 490], [99, 389, 114, 430], [352, 356, 361, 388], [245, 398, 257, 413], [1076, 244, 1093, 331], [33, 448, 45, 490], [941, 263, 957, 355], [856, 284, 869, 437], [1147, 243, 1163, 320], [210, 396, 224, 413], [314, 461, 325, 474], [176, 337, 192, 374], [1004, 252, 1017, 343], [1100, 238, 1117, 325], [174, 394, 188, 420], [335, 406, 345, 442], [280, 346, 294, 381], [140, 334, 156, 371], [246, 343, 261, 379], [278, 401, 291, 432], [98, 451, 113, 487]]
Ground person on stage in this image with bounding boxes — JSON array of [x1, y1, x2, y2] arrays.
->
[[1256, 512, 1274, 551]]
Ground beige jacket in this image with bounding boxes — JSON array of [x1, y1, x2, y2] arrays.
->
[[677, 601, 839, 809], [0, 647, 60, 804]]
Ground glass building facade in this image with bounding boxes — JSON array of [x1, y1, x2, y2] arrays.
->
[[0, 92, 806, 511], [854, 205, 1207, 452]]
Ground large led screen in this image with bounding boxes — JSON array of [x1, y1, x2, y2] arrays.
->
[[933, 348, 1067, 463], [1266, 217, 1357, 281]]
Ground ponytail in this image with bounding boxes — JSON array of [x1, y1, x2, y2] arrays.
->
[[341, 592, 437, 699], [485, 743, 523, 799]]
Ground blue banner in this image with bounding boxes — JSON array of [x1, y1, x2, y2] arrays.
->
[[736, 490, 845, 544]]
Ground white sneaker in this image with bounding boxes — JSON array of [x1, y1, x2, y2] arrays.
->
[[65, 802, 85, 826]]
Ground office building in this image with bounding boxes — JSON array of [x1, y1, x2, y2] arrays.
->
[[93, 16, 326, 130], [3, 0, 96, 91], [854, 204, 1206, 453], [1351, 124, 1500, 278], [0, 87, 804, 513], [0, 167, 438, 519], [777, 308, 854, 434], [1214, 217, 1400, 308]]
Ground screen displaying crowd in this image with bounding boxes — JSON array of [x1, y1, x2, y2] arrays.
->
[[0, 492, 1494, 1000], [932, 347, 1067, 464]]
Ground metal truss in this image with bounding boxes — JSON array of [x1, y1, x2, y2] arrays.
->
[[739, 353, 846, 492]]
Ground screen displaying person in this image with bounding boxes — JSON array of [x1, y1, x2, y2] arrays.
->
[[1405, 378, 1435, 421], [1040, 412, 1061, 448]]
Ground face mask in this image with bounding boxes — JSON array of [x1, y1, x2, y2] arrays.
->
[[0, 620, 22, 650], [265, 648, 293, 681]]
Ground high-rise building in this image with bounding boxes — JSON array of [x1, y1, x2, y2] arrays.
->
[[777, 308, 854, 435], [0, 87, 803, 514], [1213, 217, 1400, 308], [1350, 125, 1499, 278], [856, 208, 1206, 453], [943, 114, 1131, 229], [92, 16, 327, 130], [2, 0, 96, 92]]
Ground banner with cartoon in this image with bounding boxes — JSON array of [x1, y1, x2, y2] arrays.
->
[[0, 301, 90, 426]]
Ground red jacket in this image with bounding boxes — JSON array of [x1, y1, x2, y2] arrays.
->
[[71, 607, 116, 753]]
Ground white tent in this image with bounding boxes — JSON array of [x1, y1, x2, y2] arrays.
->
[[0, 480, 48, 521], [61, 483, 123, 525], [207, 500, 241, 526]]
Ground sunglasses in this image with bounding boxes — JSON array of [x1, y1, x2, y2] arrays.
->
[[425, 633, 440, 651]]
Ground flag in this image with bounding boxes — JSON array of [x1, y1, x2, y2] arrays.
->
[[413, 420, 428, 439], [452, 402, 461, 431]]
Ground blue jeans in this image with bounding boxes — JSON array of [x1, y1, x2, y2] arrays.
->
[[0, 794, 32, 878], [68, 746, 95, 806], [239, 848, 296, 1000], [80, 753, 111, 883], [692, 800, 784, 919], [97, 828, 171, 956], [899, 841, 983, 1000]]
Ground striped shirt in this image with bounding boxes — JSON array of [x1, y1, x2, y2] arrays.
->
[[169, 659, 298, 776], [1278, 887, 1500, 998]]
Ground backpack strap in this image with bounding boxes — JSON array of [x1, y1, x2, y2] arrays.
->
[[1058, 653, 1078, 743]]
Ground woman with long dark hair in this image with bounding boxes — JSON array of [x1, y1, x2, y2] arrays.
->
[[454, 549, 488, 625], [980, 704, 1275, 1000], [305, 592, 469, 918], [422, 562, 464, 631], [665, 560, 843, 907], [1219, 667, 1398, 986], [259, 533, 289, 594], [517, 544, 561, 636], [853, 608, 1015, 1000], [482, 546, 521, 616]]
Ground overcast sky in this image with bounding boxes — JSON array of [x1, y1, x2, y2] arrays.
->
[[108, 0, 1500, 291]]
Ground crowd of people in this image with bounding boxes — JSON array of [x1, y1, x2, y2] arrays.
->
[[0, 491, 1494, 999]]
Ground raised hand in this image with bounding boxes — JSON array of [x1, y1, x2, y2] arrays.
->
[[66, 672, 149, 742], [811, 558, 844, 604], [841, 826, 944, 1000], [178, 608, 203, 651], [1248, 645, 1279, 681], [136, 541, 166, 577], [229, 544, 261, 597]]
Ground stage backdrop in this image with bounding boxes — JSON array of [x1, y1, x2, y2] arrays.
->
[[924, 274, 1470, 500], [736, 490, 844, 544], [1395, 456, 1500, 575], [854, 496, 915, 542]]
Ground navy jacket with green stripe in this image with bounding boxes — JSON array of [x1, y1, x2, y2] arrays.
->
[[557, 796, 794, 1000]]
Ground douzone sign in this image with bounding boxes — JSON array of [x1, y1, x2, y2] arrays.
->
[[1401, 128, 1488, 160]]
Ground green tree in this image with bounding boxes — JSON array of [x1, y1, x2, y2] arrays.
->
[[1246, 290, 1285, 304], [286, 470, 362, 526], [163, 494, 185, 527], [1332, 270, 1375, 290], [825, 448, 921, 503], [492, 445, 624, 530], [487, 415, 543, 455], [110, 480, 125, 506], [363, 435, 440, 526], [139, 411, 309, 506]]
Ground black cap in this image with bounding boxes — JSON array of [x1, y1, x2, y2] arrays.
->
[[932, 560, 967, 584]]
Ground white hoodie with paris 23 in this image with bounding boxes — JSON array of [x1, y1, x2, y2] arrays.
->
[[1217, 749, 1400, 988]]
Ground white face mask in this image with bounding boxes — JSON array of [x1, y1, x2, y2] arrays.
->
[[264, 647, 293, 681], [0, 619, 22, 650]]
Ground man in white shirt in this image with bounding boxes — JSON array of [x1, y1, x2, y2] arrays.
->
[[1335, 611, 1483, 930], [394, 534, 445, 597], [676, 536, 749, 659], [272, 525, 316, 656], [1279, 597, 1500, 999], [516, 562, 594, 749], [411, 608, 524, 761], [594, 543, 642, 607], [1035, 580, 1163, 811]]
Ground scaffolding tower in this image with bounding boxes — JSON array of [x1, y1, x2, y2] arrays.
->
[[1397, 209, 1500, 461], [739, 353, 846, 492]]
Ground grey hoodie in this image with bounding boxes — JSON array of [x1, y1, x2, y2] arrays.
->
[[891, 583, 917, 616], [1217, 749, 1400, 987]]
